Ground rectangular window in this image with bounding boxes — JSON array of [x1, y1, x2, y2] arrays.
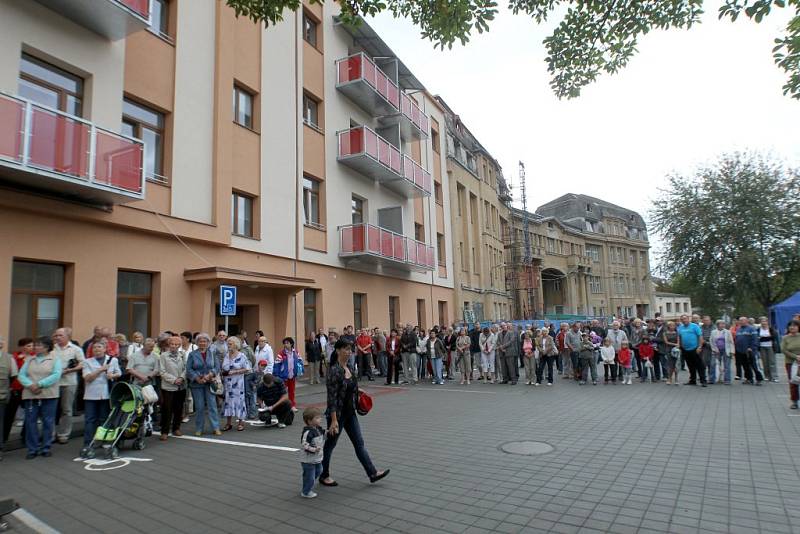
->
[[416, 299, 426, 329], [353, 293, 366, 331], [586, 245, 600, 262], [683, 302, 689, 312], [469, 194, 477, 224], [546, 238, 555, 254], [302, 11, 318, 47], [640, 251, 647, 270], [629, 250, 636, 266], [19, 54, 83, 116], [233, 85, 254, 129], [116, 270, 152, 338], [149, 0, 169, 38], [666, 302, 672, 313], [231, 191, 254, 237], [459, 242, 465, 271], [10, 261, 64, 342], [414, 223, 424, 242], [389, 296, 399, 330], [303, 93, 319, 128], [437, 233, 446, 266], [351, 196, 364, 224], [438, 301, 448, 326], [303, 176, 321, 226], [434, 181, 443, 205], [122, 98, 165, 181], [456, 185, 465, 216], [472, 247, 477, 272], [431, 128, 440, 154], [304, 290, 317, 336]]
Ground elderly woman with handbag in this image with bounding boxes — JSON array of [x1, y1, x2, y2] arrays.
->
[[318, 338, 389, 488], [186, 333, 222, 436], [221, 336, 251, 432], [17, 337, 61, 459]]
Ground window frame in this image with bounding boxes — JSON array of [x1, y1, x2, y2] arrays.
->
[[304, 289, 317, 335], [302, 92, 320, 129], [302, 176, 322, 228], [351, 196, 364, 225], [302, 11, 319, 48], [122, 97, 166, 182], [231, 191, 255, 237], [353, 293, 367, 331], [116, 270, 152, 339], [10, 260, 65, 341], [19, 54, 84, 116], [233, 84, 255, 130], [436, 233, 446, 266], [147, 0, 171, 41]]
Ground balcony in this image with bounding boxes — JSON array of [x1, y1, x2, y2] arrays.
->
[[567, 254, 592, 269], [339, 223, 435, 272], [336, 53, 429, 141], [378, 92, 429, 141], [33, 0, 150, 40], [336, 53, 400, 117], [337, 126, 431, 198], [0, 93, 144, 206]]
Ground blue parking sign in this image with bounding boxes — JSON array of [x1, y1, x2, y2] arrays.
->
[[219, 285, 237, 316]]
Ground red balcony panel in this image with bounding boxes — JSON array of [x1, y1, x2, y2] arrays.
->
[[362, 57, 376, 87], [364, 128, 378, 159], [339, 127, 364, 157], [427, 248, 435, 268], [407, 243, 417, 264], [338, 54, 362, 84], [0, 96, 24, 163], [341, 225, 355, 253], [120, 0, 149, 18], [335, 53, 401, 117], [380, 229, 393, 258], [386, 83, 399, 109], [28, 107, 90, 179], [367, 225, 381, 254], [393, 235, 405, 261], [94, 130, 143, 194], [377, 138, 391, 168]]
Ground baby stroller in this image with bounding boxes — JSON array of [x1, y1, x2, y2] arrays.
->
[[80, 382, 156, 460]]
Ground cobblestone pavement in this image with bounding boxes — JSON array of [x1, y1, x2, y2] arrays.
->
[[2, 369, 799, 534]]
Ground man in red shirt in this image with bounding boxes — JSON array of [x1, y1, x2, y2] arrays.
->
[[355, 329, 374, 381], [555, 323, 570, 378]]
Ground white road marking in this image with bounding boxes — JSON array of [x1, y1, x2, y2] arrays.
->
[[421, 388, 497, 394], [174, 434, 298, 452], [72, 456, 153, 471]]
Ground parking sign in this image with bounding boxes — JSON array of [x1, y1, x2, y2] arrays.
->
[[219, 285, 237, 316]]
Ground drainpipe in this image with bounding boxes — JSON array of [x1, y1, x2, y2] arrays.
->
[[292, 9, 300, 341]]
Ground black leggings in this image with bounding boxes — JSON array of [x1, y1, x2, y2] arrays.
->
[[385, 355, 400, 384]]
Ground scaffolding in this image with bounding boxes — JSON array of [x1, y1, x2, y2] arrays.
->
[[504, 162, 540, 320]]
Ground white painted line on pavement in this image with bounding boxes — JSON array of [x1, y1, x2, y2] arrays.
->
[[421, 388, 497, 394], [9, 508, 60, 534], [174, 434, 298, 452]]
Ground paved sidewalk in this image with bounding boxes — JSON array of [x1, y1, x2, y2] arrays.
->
[[1, 373, 799, 533]]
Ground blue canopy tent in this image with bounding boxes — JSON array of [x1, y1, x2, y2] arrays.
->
[[770, 291, 800, 333]]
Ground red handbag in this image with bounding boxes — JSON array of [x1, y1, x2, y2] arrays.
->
[[356, 390, 373, 416]]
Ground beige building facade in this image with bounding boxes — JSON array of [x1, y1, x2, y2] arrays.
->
[[507, 195, 655, 320], [437, 97, 513, 323], [654, 292, 693, 321], [0, 0, 454, 346]]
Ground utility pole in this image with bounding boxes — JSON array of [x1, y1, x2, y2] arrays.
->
[[519, 161, 535, 320]]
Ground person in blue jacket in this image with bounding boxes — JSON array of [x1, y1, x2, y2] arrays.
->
[[677, 314, 706, 386], [734, 317, 762, 385]]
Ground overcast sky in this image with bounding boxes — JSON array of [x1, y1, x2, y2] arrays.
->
[[367, 5, 800, 261]]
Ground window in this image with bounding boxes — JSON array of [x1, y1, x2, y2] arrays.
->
[[438, 301, 448, 326], [683, 302, 689, 313], [629, 250, 636, 266], [149, 0, 169, 38], [351, 196, 364, 224], [353, 293, 366, 331], [586, 203, 592, 212], [303, 93, 319, 128], [546, 238, 555, 254], [414, 223, 424, 242], [469, 194, 477, 223], [456, 185, 465, 216], [431, 128, 440, 153], [116, 271, 152, 338], [666, 303, 672, 313], [586, 245, 600, 262], [416, 299, 426, 329], [233, 85, 254, 129], [304, 290, 317, 336], [472, 247, 477, 272], [437, 233, 446, 266], [231, 192, 254, 237], [10, 261, 64, 342], [303, 176, 321, 227], [302, 11, 318, 47], [459, 242, 466, 271], [19, 54, 83, 115], [640, 251, 647, 270], [434, 181, 443, 205], [389, 296, 400, 330], [590, 276, 603, 294], [122, 98, 165, 181]]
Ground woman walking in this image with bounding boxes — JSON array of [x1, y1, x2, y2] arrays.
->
[[221, 336, 251, 432], [186, 333, 222, 436], [456, 328, 472, 385], [319, 338, 389, 488]]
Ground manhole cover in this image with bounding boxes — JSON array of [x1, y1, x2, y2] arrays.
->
[[498, 440, 554, 456]]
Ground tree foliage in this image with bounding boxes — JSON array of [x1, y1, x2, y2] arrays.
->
[[225, 0, 800, 100], [651, 153, 800, 317]]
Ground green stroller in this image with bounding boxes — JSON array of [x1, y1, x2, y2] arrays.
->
[[80, 382, 154, 460]]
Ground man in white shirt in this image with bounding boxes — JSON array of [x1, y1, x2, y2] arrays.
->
[[52, 328, 85, 444]]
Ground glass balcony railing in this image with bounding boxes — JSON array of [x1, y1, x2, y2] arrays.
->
[[0, 92, 144, 205], [337, 125, 431, 198], [339, 223, 435, 272]]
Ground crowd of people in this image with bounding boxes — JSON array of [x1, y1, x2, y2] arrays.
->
[[1, 312, 798, 494]]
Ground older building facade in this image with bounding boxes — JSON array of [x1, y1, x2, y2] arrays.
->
[[507, 194, 655, 320], [436, 97, 513, 323], [654, 292, 693, 321], [0, 0, 454, 345]]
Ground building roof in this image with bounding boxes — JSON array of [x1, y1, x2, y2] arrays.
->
[[654, 292, 691, 298], [536, 194, 646, 228]]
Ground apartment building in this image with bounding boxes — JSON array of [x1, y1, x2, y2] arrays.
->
[[506, 194, 654, 320], [436, 97, 512, 323], [0, 0, 453, 346], [654, 292, 693, 321]]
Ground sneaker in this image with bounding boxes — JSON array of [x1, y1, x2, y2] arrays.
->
[[41, 451, 52, 458], [277, 423, 286, 429], [213, 430, 223, 436], [195, 431, 202, 437], [181, 417, 190, 423], [592, 381, 597, 386], [546, 382, 552, 387], [534, 382, 540, 386], [791, 402, 798, 410], [300, 491, 318, 499]]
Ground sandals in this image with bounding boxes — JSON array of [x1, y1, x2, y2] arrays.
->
[[319, 478, 338, 487], [237, 423, 245, 431], [222, 424, 233, 432]]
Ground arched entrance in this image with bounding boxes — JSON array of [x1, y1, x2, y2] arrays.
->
[[541, 268, 567, 315]]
